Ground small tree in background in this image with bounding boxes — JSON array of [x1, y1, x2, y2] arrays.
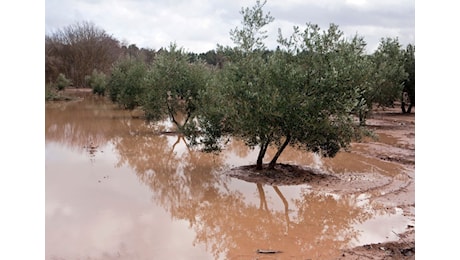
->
[[401, 44, 415, 113], [107, 57, 149, 110], [142, 43, 210, 130], [369, 37, 407, 108], [86, 69, 107, 96], [55, 73, 72, 91]]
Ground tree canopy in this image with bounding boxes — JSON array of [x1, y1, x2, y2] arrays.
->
[[107, 57, 149, 110], [142, 43, 210, 129], [188, 1, 368, 170], [369, 37, 408, 109]]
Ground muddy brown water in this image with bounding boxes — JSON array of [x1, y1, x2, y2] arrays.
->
[[46, 95, 414, 260]]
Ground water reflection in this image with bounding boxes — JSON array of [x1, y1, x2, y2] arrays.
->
[[172, 182, 375, 259], [45, 96, 172, 154], [46, 96, 411, 260], [113, 132, 389, 258], [114, 132, 227, 218]]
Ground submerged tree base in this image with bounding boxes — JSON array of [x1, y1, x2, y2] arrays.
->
[[226, 164, 338, 186]]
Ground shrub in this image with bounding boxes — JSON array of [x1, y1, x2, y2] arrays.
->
[[55, 73, 71, 91], [107, 58, 148, 109], [45, 83, 57, 100], [86, 70, 107, 96]]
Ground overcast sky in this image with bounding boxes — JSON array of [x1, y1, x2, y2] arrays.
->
[[45, 0, 414, 53]]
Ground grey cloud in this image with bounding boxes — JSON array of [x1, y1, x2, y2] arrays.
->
[[45, 0, 414, 53], [266, 1, 414, 52]]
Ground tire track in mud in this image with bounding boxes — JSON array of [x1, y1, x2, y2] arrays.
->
[[337, 110, 415, 259]]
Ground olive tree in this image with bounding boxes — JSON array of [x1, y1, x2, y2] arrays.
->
[[85, 69, 108, 96], [55, 73, 72, 91], [369, 37, 407, 108], [142, 43, 211, 130], [107, 43, 210, 132], [189, 1, 365, 170], [401, 44, 415, 113], [107, 57, 149, 109]]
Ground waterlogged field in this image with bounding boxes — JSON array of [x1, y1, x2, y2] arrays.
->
[[45, 93, 415, 259]]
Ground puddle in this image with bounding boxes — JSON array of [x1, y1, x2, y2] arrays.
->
[[46, 96, 414, 259]]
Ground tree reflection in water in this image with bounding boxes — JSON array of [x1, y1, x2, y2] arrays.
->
[[46, 96, 139, 156], [182, 183, 373, 259], [115, 130, 374, 258]]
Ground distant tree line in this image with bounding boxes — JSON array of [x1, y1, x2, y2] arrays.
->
[[45, 21, 225, 89], [45, 21, 121, 87]]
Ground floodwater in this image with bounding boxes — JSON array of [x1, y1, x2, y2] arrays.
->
[[46, 94, 413, 260]]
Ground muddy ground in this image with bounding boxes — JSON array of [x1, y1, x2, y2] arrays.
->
[[229, 105, 415, 259], [339, 106, 415, 260]]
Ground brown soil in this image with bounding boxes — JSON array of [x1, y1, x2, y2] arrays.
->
[[227, 105, 415, 259]]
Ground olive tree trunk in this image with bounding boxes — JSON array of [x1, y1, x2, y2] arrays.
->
[[256, 139, 270, 170], [268, 134, 291, 170]]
